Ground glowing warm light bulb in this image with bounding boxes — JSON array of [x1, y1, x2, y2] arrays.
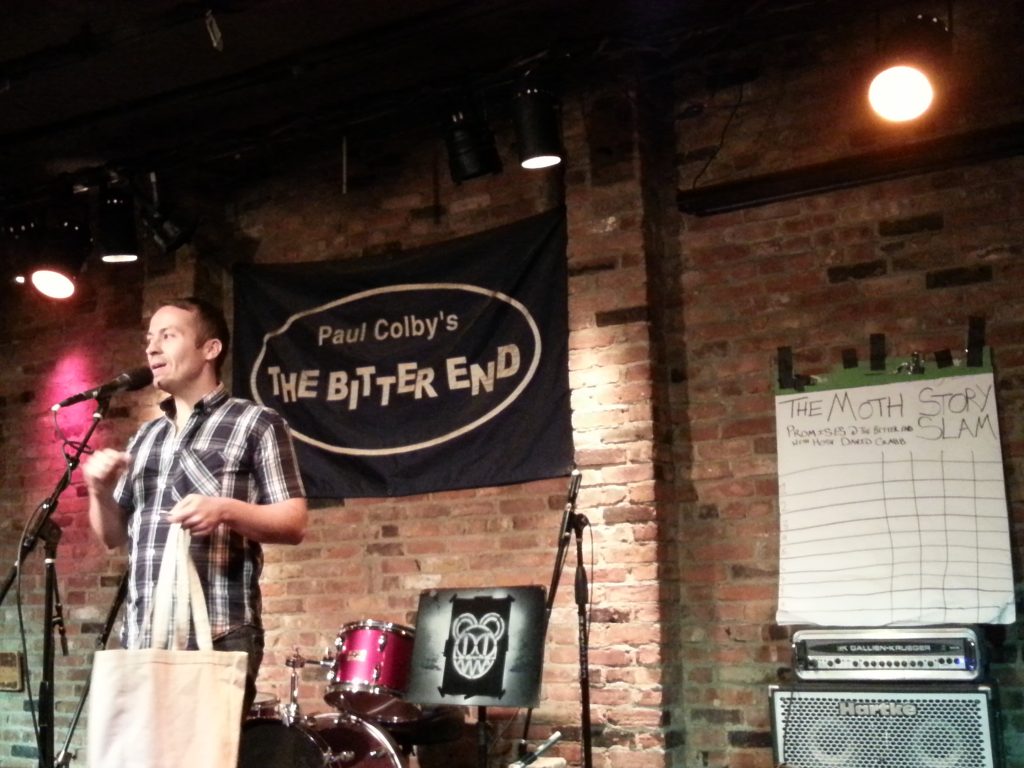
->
[[521, 154, 562, 170], [101, 252, 139, 263], [31, 269, 76, 299], [868, 65, 934, 122]]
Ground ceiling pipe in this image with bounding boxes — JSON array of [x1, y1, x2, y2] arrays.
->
[[677, 120, 1024, 216]]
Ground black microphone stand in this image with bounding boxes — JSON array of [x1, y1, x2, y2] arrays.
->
[[0, 397, 110, 768], [519, 469, 592, 768], [570, 503, 593, 768]]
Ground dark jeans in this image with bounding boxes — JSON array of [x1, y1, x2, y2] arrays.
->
[[213, 624, 264, 720]]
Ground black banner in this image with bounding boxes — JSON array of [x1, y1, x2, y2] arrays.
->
[[232, 208, 573, 498]]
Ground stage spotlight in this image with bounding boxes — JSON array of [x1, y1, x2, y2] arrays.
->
[[29, 201, 92, 299], [98, 185, 139, 262], [443, 99, 502, 183], [868, 14, 952, 122], [512, 74, 563, 169], [32, 222, 91, 301]]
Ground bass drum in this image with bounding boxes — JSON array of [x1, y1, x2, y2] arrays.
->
[[239, 713, 406, 768]]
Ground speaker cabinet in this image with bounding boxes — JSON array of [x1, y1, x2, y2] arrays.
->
[[769, 683, 1000, 768]]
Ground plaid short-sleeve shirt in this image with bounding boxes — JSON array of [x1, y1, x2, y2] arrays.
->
[[114, 386, 305, 649]]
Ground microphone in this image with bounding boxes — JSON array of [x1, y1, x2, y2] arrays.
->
[[567, 468, 581, 506], [51, 367, 154, 411]]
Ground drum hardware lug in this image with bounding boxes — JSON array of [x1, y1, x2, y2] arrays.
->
[[320, 646, 336, 676], [373, 663, 382, 682], [282, 701, 302, 727]]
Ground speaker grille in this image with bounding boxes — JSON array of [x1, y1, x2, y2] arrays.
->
[[770, 685, 998, 768]]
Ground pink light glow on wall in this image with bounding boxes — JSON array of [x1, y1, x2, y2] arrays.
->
[[45, 351, 102, 435]]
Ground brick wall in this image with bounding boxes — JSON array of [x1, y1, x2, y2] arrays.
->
[[2, 1, 1024, 767], [666, 1, 1024, 766]]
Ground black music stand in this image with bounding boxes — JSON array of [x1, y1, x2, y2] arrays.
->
[[406, 586, 546, 768]]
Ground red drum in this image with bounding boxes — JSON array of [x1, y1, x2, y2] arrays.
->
[[325, 620, 419, 723], [239, 713, 406, 768]]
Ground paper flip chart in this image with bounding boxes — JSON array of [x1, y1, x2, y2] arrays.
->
[[774, 352, 1015, 626]]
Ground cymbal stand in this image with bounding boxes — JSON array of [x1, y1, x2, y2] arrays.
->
[[283, 648, 308, 725]]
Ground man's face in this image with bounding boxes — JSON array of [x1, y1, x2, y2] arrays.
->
[[145, 305, 218, 393]]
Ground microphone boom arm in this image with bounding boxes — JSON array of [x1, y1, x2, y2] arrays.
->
[[51, 367, 153, 411]]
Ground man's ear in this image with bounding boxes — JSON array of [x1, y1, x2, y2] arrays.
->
[[204, 338, 223, 362]]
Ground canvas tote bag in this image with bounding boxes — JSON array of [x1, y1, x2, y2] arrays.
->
[[87, 523, 248, 768]]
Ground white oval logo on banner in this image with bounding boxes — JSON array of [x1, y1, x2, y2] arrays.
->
[[249, 283, 542, 456]]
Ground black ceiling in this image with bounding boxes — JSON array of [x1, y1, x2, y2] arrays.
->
[[0, 0, 916, 204]]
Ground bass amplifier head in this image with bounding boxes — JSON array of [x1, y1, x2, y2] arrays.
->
[[769, 683, 1000, 768], [791, 626, 984, 681]]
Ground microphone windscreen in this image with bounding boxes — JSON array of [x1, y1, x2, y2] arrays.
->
[[124, 366, 155, 390]]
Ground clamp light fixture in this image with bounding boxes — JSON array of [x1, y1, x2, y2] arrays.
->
[[512, 72, 563, 169], [139, 173, 196, 254], [443, 98, 502, 183], [4, 199, 91, 300], [98, 183, 139, 263], [32, 214, 91, 300]]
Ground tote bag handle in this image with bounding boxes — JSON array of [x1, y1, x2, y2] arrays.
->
[[148, 523, 213, 651]]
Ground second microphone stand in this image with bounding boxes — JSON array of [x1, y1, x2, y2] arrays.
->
[[521, 469, 592, 768]]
